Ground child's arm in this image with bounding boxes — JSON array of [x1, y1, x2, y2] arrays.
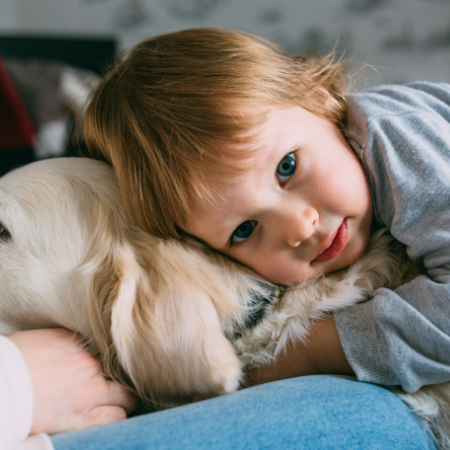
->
[[245, 315, 353, 386], [333, 82, 450, 393], [250, 82, 450, 392]]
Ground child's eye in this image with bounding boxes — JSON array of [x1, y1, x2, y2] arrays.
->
[[276, 152, 296, 184], [231, 220, 257, 245]]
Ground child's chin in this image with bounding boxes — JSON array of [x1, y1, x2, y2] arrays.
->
[[336, 238, 369, 271]]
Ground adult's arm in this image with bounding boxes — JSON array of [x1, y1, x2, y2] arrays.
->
[[1, 328, 137, 450], [0, 334, 52, 450]]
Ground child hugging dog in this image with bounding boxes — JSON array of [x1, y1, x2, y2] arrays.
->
[[85, 28, 450, 394], [1, 27, 449, 450]]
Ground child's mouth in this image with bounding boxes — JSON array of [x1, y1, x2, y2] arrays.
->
[[313, 220, 349, 263]]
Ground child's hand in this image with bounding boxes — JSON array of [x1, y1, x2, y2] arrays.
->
[[244, 315, 354, 386], [7, 328, 138, 436]]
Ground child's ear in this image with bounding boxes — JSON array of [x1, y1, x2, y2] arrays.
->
[[107, 242, 242, 405]]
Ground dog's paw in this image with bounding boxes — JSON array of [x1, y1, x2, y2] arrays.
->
[[221, 359, 242, 394]]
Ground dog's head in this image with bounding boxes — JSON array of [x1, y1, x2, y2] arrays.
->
[[0, 158, 275, 405], [0, 158, 99, 333]]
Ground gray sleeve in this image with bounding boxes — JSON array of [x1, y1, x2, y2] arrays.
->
[[334, 82, 450, 393]]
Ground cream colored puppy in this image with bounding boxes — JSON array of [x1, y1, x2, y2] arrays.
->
[[0, 158, 260, 404], [0, 158, 449, 449]]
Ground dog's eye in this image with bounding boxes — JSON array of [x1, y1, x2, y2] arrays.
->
[[0, 223, 11, 242]]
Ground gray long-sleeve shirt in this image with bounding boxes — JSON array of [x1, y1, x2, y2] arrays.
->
[[334, 82, 450, 393]]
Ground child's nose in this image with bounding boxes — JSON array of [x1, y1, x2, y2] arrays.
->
[[280, 206, 318, 248]]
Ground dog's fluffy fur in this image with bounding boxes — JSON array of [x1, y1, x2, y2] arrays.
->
[[0, 158, 449, 448]]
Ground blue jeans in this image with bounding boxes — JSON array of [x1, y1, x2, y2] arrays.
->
[[51, 376, 436, 450]]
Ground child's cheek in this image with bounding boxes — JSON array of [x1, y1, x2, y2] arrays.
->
[[252, 254, 310, 285]]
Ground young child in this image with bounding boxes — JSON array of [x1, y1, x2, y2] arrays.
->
[[84, 28, 450, 394]]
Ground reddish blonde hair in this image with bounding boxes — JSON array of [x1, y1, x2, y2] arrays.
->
[[84, 28, 349, 239]]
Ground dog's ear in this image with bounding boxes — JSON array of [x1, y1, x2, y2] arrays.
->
[[86, 239, 242, 405]]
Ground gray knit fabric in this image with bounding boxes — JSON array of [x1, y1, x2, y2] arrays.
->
[[334, 82, 450, 393]]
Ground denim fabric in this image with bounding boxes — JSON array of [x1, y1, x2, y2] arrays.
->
[[51, 375, 436, 450]]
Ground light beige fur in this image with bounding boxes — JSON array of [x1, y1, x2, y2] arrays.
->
[[0, 158, 449, 448]]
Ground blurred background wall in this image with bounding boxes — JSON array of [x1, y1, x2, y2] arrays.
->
[[0, 0, 449, 173], [1, 0, 450, 84]]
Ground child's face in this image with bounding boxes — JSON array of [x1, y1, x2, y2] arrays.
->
[[186, 105, 373, 284]]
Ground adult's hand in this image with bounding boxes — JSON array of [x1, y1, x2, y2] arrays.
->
[[244, 314, 354, 386], [7, 328, 137, 436]]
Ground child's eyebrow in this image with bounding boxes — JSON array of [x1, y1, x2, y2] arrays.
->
[[211, 222, 237, 249], [187, 213, 234, 251]]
